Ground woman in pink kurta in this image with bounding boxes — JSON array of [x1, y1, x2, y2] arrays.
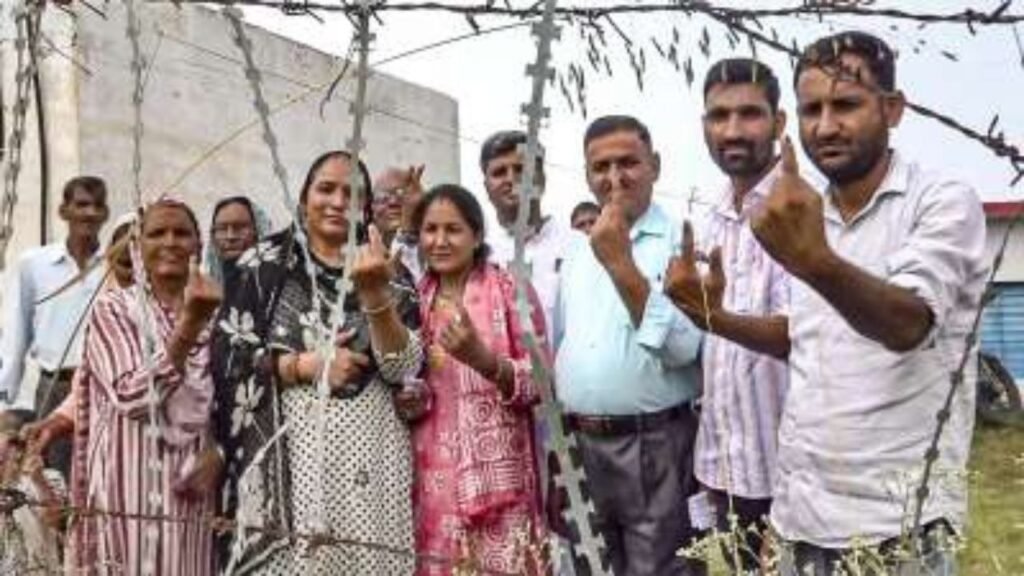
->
[[68, 198, 220, 575], [411, 184, 550, 575]]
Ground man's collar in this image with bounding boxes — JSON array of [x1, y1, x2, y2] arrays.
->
[[824, 150, 909, 225], [713, 160, 782, 220], [53, 238, 103, 265], [629, 204, 667, 240]]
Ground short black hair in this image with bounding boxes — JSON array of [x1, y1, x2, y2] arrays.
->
[[479, 130, 545, 177], [412, 183, 491, 268], [583, 115, 652, 151], [795, 31, 897, 92], [570, 201, 600, 222], [703, 58, 780, 112], [298, 150, 374, 236], [62, 176, 107, 205]]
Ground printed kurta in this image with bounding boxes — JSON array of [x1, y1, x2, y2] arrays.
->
[[414, 264, 548, 575], [212, 227, 424, 575], [68, 287, 214, 576]]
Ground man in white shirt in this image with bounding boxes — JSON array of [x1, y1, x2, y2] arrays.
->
[[664, 57, 790, 573], [479, 130, 578, 331], [479, 132, 580, 574], [0, 176, 109, 476], [751, 32, 988, 574]]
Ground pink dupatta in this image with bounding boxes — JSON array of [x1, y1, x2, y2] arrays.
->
[[419, 263, 550, 522]]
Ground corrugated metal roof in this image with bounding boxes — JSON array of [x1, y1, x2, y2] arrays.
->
[[981, 282, 1024, 382]]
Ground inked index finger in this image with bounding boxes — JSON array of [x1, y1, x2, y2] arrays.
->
[[780, 135, 799, 176], [682, 220, 696, 262]]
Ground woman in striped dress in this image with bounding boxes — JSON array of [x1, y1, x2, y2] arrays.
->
[[68, 197, 221, 575]]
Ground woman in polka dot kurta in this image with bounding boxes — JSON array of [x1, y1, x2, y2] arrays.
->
[[211, 152, 424, 575]]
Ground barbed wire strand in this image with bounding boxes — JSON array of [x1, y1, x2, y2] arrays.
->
[[150, 0, 1024, 26], [0, 489, 526, 576]]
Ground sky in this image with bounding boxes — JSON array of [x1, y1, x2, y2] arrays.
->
[[241, 0, 1024, 227]]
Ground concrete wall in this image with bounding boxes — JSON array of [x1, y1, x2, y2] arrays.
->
[[0, 1, 81, 262], [986, 219, 1024, 283], [1, 2, 460, 258]]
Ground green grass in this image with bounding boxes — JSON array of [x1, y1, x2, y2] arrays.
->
[[961, 424, 1024, 575], [702, 423, 1024, 575]]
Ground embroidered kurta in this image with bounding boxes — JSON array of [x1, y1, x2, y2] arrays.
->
[[211, 227, 424, 575], [414, 264, 548, 575], [68, 286, 215, 576]]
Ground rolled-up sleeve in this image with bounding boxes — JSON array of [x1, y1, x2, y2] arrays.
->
[[635, 290, 702, 368], [885, 181, 987, 331]]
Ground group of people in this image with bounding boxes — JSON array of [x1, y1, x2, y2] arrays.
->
[[0, 30, 988, 576]]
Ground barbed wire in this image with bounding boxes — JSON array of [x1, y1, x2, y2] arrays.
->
[[910, 206, 1024, 544], [0, 487, 532, 576], [0, 1, 44, 271], [694, 11, 1024, 185], [152, 0, 1024, 27]]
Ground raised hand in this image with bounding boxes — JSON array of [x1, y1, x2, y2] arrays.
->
[[399, 165, 426, 233], [664, 221, 725, 329], [351, 224, 394, 298], [589, 201, 632, 269], [751, 137, 829, 280], [182, 258, 223, 325], [438, 300, 490, 369]]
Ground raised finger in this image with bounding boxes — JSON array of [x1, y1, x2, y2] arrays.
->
[[367, 224, 385, 254], [709, 247, 725, 283], [780, 135, 799, 176], [682, 220, 696, 262]]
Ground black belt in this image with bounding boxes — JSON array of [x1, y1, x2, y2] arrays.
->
[[565, 402, 693, 436]]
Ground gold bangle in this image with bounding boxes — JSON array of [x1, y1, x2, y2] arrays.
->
[[361, 296, 395, 317]]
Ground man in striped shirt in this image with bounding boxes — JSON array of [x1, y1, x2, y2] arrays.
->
[[664, 58, 792, 572]]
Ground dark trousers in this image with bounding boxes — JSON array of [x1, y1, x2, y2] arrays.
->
[[778, 520, 956, 576], [706, 489, 772, 574], [34, 369, 73, 479], [568, 404, 706, 576]]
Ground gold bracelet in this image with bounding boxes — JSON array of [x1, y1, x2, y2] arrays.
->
[[361, 296, 395, 317]]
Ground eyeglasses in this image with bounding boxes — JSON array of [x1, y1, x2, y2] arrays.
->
[[372, 188, 405, 206], [212, 222, 254, 237]]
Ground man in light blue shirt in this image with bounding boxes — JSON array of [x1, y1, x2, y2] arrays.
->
[[0, 176, 109, 475], [554, 115, 704, 575]]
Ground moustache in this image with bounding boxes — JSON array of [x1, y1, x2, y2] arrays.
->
[[718, 140, 755, 154]]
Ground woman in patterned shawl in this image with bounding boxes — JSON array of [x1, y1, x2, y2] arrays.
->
[[411, 185, 549, 575], [211, 151, 424, 575], [205, 195, 273, 293]]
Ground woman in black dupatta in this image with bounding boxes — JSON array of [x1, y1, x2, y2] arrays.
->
[[211, 151, 424, 575]]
